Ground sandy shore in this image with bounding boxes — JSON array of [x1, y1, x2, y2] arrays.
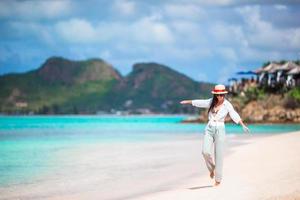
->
[[139, 131, 300, 200], [1, 132, 299, 200]]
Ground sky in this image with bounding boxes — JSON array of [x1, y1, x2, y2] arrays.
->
[[0, 0, 300, 84]]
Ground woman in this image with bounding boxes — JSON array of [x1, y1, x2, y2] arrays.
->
[[180, 84, 249, 186]]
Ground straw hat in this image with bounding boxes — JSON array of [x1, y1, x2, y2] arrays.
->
[[211, 84, 228, 94]]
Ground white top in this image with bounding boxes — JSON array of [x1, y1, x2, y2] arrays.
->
[[192, 98, 241, 124]]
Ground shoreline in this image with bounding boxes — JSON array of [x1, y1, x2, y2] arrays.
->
[[0, 113, 299, 123], [1, 114, 300, 125], [180, 117, 300, 124]]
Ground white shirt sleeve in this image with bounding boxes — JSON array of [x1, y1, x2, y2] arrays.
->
[[226, 101, 241, 124], [191, 98, 212, 108]]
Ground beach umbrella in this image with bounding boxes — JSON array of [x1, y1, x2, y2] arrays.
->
[[228, 78, 238, 81], [236, 71, 256, 75]]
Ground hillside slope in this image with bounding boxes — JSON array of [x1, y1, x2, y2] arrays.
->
[[108, 62, 212, 113], [0, 57, 121, 113], [0, 58, 214, 114]]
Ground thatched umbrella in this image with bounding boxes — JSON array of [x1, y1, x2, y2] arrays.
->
[[286, 64, 300, 87], [254, 63, 280, 85], [287, 65, 300, 75]]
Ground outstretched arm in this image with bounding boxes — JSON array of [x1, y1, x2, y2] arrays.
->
[[238, 119, 250, 134], [180, 99, 212, 108], [227, 102, 250, 134]]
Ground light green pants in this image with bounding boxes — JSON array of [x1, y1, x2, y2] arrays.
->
[[202, 123, 226, 182]]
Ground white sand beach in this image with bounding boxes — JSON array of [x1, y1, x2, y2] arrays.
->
[[1, 131, 300, 200], [139, 131, 300, 200]]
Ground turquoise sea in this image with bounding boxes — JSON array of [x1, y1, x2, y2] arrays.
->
[[1, 115, 300, 193]]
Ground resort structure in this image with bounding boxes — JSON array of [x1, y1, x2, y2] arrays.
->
[[229, 61, 300, 94], [255, 61, 300, 88]]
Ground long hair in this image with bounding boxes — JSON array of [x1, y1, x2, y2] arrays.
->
[[208, 95, 218, 114]]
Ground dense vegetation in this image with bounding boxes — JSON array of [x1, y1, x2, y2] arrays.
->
[[0, 57, 214, 114]]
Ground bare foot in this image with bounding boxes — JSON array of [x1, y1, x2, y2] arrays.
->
[[210, 171, 214, 179], [214, 181, 221, 186]]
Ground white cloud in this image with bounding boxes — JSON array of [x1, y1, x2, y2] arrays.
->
[[204, 0, 233, 5], [217, 47, 238, 62], [168, 20, 209, 47], [237, 6, 270, 30], [55, 19, 99, 43], [164, 4, 206, 20], [8, 21, 55, 45], [112, 0, 136, 16], [179, 0, 300, 7], [274, 4, 288, 10], [290, 29, 300, 48], [176, 0, 233, 6], [2, 0, 300, 83], [0, 0, 72, 19], [239, 48, 283, 62], [100, 50, 112, 60], [54, 15, 174, 45], [237, 5, 300, 50], [132, 15, 174, 45], [210, 23, 248, 47]]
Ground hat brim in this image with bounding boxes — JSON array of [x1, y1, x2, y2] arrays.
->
[[211, 91, 228, 94]]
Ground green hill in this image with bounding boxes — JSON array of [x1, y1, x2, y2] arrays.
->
[[0, 57, 121, 114], [0, 57, 214, 114], [107, 62, 213, 113]]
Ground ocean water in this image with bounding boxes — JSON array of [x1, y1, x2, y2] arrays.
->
[[0, 115, 300, 199]]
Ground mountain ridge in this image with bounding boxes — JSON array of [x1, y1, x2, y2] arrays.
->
[[37, 56, 122, 84], [0, 57, 214, 114]]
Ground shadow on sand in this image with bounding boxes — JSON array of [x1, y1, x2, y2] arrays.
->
[[188, 185, 214, 190]]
